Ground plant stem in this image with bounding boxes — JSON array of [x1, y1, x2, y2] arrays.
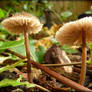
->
[[79, 30, 86, 85], [24, 31, 31, 83]]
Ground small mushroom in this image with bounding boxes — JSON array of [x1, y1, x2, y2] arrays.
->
[[56, 17, 92, 85], [1, 12, 42, 83]]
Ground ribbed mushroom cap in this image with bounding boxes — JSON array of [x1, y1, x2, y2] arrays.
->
[[1, 12, 42, 34], [56, 17, 92, 46]]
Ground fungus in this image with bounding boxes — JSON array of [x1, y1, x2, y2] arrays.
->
[[56, 17, 92, 85], [1, 12, 42, 83]]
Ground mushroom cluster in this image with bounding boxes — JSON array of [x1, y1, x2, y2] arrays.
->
[[1, 12, 43, 83], [56, 17, 92, 85]]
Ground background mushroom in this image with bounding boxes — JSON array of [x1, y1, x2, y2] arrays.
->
[[1, 12, 42, 83], [56, 17, 92, 85]]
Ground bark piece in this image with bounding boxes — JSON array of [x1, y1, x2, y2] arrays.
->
[[45, 44, 73, 73]]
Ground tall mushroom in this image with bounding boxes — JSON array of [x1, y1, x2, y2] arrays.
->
[[1, 12, 42, 83], [56, 17, 92, 85]]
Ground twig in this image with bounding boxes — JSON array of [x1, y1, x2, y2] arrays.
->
[[42, 62, 81, 67], [35, 84, 51, 92], [6, 49, 26, 60], [7, 50, 91, 91]]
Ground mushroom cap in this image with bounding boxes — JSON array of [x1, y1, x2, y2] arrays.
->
[[56, 17, 92, 46], [1, 12, 43, 34]]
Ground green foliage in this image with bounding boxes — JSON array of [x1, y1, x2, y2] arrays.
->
[[0, 41, 3, 46], [40, 1, 53, 10], [0, 41, 4, 53], [50, 37, 59, 45], [61, 11, 72, 21], [87, 43, 92, 64], [11, 44, 26, 56], [0, 60, 25, 73], [0, 75, 35, 88], [50, 38, 77, 54], [71, 89, 76, 92], [85, 11, 92, 14], [0, 24, 10, 34], [0, 8, 7, 18], [36, 45, 46, 63], [29, 38, 38, 61], [11, 38, 46, 63], [10, 38, 38, 61], [61, 45, 78, 54], [0, 40, 23, 50]]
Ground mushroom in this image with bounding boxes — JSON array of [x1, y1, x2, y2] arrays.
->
[[56, 17, 92, 85], [1, 12, 42, 83]]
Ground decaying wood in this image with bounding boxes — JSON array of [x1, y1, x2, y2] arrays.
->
[[45, 44, 73, 73]]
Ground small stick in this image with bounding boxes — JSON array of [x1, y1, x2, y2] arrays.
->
[[79, 30, 87, 85], [6, 49, 26, 60], [42, 62, 81, 67], [35, 84, 51, 92], [6, 49, 81, 67]]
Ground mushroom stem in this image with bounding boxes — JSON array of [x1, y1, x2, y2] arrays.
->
[[79, 30, 87, 85], [24, 30, 31, 83]]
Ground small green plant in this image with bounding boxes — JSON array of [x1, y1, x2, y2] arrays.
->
[[0, 8, 7, 18], [0, 60, 25, 73], [87, 43, 92, 64], [0, 75, 35, 88], [61, 45, 78, 54], [61, 11, 72, 21]]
